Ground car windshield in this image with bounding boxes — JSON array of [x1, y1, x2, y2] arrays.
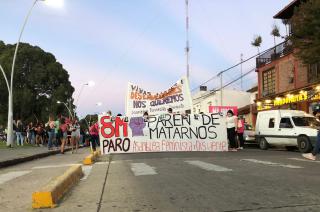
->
[[292, 116, 320, 127]]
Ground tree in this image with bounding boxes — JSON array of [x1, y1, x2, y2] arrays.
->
[[282, 19, 289, 37], [290, 0, 320, 65], [271, 24, 281, 46], [0, 41, 75, 125], [251, 35, 262, 54]]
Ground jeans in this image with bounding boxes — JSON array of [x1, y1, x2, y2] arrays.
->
[[47, 129, 56, 149], [227, 127, 236, 148], [16, 132, 24, 146], [312, 130, 320, 156]]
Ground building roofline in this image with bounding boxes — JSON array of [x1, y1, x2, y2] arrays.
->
[[273, 0, 301, 19]]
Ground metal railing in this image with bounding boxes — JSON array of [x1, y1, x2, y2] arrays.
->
[[256, 40, 293, 68]]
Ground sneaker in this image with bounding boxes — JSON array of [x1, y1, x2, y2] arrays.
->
[[240, 147, 244, 150], [302, 153, 316, 161]]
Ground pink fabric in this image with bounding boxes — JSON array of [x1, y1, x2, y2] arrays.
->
[[60, 123, 68, 132], [237, 119, 244, 133], [89, 123, 99, 136]]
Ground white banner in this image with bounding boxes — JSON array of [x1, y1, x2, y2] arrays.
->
[[125, 76, 193, 116], [99, 113, 228, 154]]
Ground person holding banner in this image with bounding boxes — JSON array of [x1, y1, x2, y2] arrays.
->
[[226, 110, 238, 151], [89, 122, 99, 152]]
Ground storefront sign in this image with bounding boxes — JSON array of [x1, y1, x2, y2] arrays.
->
[[125, 76, 193, 116], [99, 113, 228, 154], [273, 93, 308, 106]]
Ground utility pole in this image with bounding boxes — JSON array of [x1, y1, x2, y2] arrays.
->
[[240, 53, 243, 91], [185, 0, 190, 79], [220, 72, 223, 106]]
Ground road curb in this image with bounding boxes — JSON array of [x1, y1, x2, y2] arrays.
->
[[0, 146, 88, 169], [32, 164, 83, 209], [83, 150, 101, 165]]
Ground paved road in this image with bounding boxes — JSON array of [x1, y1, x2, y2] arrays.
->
[[0, 148, 90, 212], [48, 149, 320, 212]]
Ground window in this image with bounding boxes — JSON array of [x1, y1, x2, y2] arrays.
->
[[279, 118, 293, 128], [268, 118, 275, 128], [262, 68, 275, 97], [308, 63, 320, 83]]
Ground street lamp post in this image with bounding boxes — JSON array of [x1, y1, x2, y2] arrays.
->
[[74, 80, 95, 117], [57, 101, 74, 120], [6, 0, 45, 147], [5, 0, 62, 147]]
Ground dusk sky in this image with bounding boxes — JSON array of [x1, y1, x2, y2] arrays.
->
[[0, 0, 291, 117]]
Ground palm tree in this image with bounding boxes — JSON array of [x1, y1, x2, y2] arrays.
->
[[251, 35, 262, 54], [271, 24, 281, 46]]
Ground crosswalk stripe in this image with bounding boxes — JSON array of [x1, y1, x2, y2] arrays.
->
[[81, 166, 92, 180], [185, 160, 232, 172], [241, 159, 303, 169], [288, 158, 320, 163], [0, 171, 31, 185], [130, 163, 157, 176]]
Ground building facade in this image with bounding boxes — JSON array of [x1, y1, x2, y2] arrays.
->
[[256, 0, 320, 114]]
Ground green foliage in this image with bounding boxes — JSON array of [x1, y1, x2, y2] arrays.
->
[[290, 0, 320, 65], [0, 41, 75, 125], [271, 24, 281, 37], [251, 35, 262, 54]]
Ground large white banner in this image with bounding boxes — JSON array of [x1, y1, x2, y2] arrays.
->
[[125, 76, 193, 117], [99, 113, 228, 154]]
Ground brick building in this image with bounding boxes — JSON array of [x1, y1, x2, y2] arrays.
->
[[256, 0, 320, 114]]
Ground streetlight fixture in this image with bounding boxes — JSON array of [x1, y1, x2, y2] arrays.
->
[[73, 80, 95, 117], [57, 101, 74, 120]]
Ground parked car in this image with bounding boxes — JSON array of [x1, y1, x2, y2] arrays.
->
[[255, 110, 319, 153], [243, 124, 256, 143]]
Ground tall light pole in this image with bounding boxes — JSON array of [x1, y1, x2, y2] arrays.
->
[[6, 0, 62, 147], [185, 0, 190, 79], [57, 101, 74, 120], [74, 80, 95, 117]]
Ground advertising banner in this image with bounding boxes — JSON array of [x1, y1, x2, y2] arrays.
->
[[125, 76, 193, 116], [209, 106, 238, 116], [99, 113, 228, 154]]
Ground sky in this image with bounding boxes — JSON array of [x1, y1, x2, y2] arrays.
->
[[0, 0, 292, 117]]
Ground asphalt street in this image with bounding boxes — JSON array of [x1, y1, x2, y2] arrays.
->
[[47, 148, 320, 212]]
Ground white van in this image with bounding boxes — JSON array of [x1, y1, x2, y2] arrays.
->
[[255, 110, 319, 153]]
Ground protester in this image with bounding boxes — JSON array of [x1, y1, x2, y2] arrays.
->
[[55, 116, 61, 148], [60, 118, 68, 154], [89, 121, 99, 152], [35, 123, 44, 146], [70, 119, 80, 153], [237, 116, 245, 150], [226, 110, 238, 151], [46, 115, 56, 150], [15, 119, 24, 146], [302, 111, 320, 160], [27, 122, 36, 145]]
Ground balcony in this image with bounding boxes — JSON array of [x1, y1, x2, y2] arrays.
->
[[256, 40, 293, 68]]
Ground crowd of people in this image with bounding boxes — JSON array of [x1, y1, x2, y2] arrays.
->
[[1, 114, 101, 154]]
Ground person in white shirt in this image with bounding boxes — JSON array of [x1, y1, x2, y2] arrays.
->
[[226, 110, 238, 151]]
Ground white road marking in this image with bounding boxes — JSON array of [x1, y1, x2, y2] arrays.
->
[[288, 158, 320, 163], [242, 159, 303, 169], [95, 162, 109, 165], [81, 166, 92, 180], [32, 163, 81, 169], [130, 163, 157, 176], [185, 160, 232, 172], [0, 171, 31, 185]]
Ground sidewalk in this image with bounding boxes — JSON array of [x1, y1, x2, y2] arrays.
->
[[0, 143, 77, 168]]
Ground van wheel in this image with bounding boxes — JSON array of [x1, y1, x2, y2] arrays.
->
[[297, 136, 312, 153], [259, 137, 269, 150]]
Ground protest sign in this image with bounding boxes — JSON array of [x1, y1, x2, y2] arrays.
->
[[99, 113, 228, 154], [125, 76, 193, 116]]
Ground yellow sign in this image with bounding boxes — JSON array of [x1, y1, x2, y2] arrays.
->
[[273, 93, 308, 106]]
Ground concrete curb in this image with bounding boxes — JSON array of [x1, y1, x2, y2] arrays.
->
[[83, 150, 101, 165], [0, 146, 87, 168], [32, 164, 84, 209]]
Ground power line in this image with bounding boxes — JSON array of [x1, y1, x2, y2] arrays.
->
[[191, 45, 276, 92], [193, 68, 256, 101]]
